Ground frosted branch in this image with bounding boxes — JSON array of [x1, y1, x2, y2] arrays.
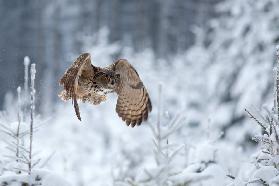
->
[[24, 56, 30, 94], [23, 56, 30, 120], [276, 46, 279, 120], [16, 86, 22, 168], [28, 63, 36, 175]]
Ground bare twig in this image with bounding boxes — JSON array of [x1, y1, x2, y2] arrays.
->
[[0, 123, 14, 134], [39, 151, 56, 168], [31, 158, 41, 168], [0, 129, 15, 138], [169, 144, 185, 162], [245, 109, 265, 130]]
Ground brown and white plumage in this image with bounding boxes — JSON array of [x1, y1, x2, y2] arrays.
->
[[59, 53, 152, 127], [112, 59, 152, 126]]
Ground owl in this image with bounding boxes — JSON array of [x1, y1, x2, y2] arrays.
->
[[59, 53, 152, 127]]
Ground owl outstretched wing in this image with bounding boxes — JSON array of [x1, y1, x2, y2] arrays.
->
[[112, 59, 152, 127], [59, 53, 97, 121], [59, 54, 152, 126], [59, 53, 109, 120]]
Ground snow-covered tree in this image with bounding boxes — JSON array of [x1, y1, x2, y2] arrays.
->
[[184, 0, 279, 146], [229, 47, 279, 186], [0, 57, 71, 186]]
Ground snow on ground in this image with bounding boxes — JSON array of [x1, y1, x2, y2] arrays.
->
[[0, 169, 71, 186]]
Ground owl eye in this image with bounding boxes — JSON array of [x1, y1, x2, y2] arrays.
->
[[115, 74, 120, 79]]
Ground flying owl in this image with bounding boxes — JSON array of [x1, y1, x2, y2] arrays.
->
[[59, 53, 152, 127]]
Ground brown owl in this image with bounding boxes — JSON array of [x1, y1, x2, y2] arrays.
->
[[59, 53, 152, 127]]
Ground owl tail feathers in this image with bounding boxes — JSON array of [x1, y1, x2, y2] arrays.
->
[[58, 90, 82, 121], [73, 96, 82, 121]]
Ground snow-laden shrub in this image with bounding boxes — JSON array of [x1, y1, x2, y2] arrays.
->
[[230, 47, 279, 186], [0, 57, 70, 186]]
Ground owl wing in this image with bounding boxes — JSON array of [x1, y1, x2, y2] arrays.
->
[[59, 53, 94, 121], [113, 59, 152, 127]]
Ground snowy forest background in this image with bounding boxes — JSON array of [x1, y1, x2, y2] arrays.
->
[[1, 0, 279, 185]]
